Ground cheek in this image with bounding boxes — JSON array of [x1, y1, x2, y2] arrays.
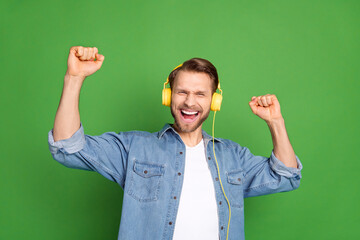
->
[[171, 97, 181, 110], [201, 98, 212, 109], [172, 95, 185, 105]]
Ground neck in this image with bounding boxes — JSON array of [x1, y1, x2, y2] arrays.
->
[[172, 124, 203, 147]]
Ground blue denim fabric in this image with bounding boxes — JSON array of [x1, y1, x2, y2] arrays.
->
[[48, 123, 303, 240]]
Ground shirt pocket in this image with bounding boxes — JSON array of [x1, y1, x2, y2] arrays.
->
[[126, 160, 165, 202], [226, 169, 245, 208]]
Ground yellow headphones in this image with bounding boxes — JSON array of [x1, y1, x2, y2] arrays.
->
[[162, 63, 231, 240], [162, 63, 223, 111]]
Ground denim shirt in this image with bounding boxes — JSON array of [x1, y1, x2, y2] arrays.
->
[[47, 123, 303, 240]]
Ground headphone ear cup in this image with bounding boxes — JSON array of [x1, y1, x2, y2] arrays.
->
[[211, 93, 222, 111], [162, 88, 172, 106]]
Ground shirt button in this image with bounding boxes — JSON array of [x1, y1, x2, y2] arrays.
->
[[178, 172, 182, 176], [180, 152, 183, 154], [208, 157, 211, 160], [219, 201, 222, 205], [169, 222, 173, 225], [144, 170, 148, 174], [173, 196, 177, 199], [221, 226, 224, 230], [215, 177, 219, 181], [238, 178, 241, 182]]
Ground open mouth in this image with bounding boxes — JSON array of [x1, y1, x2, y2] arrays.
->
[[179, 109, 199, 123]]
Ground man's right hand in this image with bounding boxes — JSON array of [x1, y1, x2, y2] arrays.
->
[[66, 46, 105, 79]]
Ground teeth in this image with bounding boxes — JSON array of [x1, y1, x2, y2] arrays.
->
[[181, 110, 198, 115]]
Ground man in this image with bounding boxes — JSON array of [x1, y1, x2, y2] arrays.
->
[[48, 46, 303, 240]]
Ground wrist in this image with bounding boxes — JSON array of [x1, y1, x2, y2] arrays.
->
[[65, 71, 85, 80], [266, 117, 285, 127], [64, 73, 85, 89]]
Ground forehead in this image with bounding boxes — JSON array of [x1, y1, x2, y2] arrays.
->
[[173, 71, 212, 92]]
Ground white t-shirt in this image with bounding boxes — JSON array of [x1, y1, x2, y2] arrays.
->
[[172, 139, 219, 240]]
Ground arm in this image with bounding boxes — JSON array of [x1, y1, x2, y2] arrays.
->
[[249, 94, 300, 169], [48, 122, 129, 188], [53, 46, 104, 141], [47, 46, 129, 187], [53, 74, 83, 141], [267, 118, 298, 168], [237, 145, 302, 199], [239, 94, 302, 198]]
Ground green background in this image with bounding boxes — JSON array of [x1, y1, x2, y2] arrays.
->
[[1, 0, 359, 239]]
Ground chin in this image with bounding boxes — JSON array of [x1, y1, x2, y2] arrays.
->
[[171, 107, 210, 133]]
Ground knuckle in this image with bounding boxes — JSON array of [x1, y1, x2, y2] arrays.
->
[[70, 46, 78, 53]]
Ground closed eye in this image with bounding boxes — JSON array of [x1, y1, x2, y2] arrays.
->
[[196, 92, 207, 96]]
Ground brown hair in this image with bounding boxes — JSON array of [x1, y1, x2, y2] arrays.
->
[[168, 58, 219, 93]]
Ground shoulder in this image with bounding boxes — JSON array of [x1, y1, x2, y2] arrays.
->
[[116, 129, 158, 140], [214, 137, 246, 151]]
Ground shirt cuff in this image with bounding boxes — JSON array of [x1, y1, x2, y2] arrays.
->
[[48, 123, 86, 154], [269, 149, 303, 179]]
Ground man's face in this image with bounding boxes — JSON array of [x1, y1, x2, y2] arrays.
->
[[170, 71, 213, 133]]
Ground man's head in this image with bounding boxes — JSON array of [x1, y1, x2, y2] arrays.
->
[[168, 58, 219, 133]]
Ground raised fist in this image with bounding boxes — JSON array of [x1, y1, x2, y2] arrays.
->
[[66, 46, 105, 78]]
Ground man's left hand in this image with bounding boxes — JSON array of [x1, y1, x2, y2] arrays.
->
[[248, 94, 283, 123]]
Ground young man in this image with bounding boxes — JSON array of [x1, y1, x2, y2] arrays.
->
[[48, 46, 303, 240]]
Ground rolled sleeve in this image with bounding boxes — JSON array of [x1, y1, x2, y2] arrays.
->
[[237, 145, 303, 198], [48, 123, 86, 155], [47, 122, 129, 187], [269, 149, 303, 179]]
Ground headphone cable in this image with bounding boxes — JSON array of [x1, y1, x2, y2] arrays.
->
[[212, 110, 231, 240]]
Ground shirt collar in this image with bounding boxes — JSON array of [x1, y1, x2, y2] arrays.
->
[[157, 123, 223, 143]]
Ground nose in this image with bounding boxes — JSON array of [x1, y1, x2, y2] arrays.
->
[[184, 93, 196, 108]]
